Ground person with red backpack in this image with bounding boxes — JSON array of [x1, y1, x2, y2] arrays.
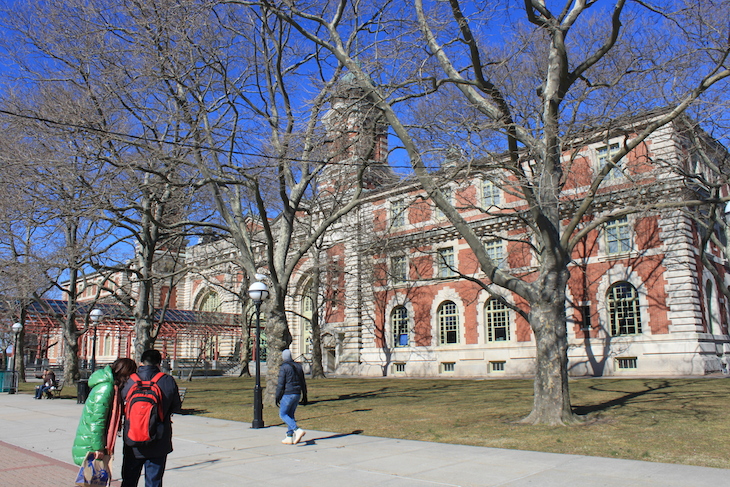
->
[[121, 349, 181, 487]]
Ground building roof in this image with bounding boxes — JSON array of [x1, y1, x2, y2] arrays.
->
[[18, 299, 243, 337]]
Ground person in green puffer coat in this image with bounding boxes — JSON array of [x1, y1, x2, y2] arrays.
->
[[72, 358, 137, 465]]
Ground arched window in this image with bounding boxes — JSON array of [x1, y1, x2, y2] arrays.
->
[[706, 280, 715, 334], [197, 290, 221, 312], [438, 301, 459, 345], [301, 283, 314, 355], [607, 282, 641, 336], [391, 306, 409, 347], [485, 298, 510, 342]]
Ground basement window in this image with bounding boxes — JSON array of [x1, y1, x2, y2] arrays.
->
[[441, 362, 455, 373], [393, 362, 406, 374], [616, 357, 637, 369], [490, 361, 506, 372]]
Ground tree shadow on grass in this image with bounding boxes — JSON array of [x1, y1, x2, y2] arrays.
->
[[572, 380, 671, 415], [309, 383, 455, 404]]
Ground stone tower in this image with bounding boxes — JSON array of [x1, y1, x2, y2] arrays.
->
[[320, 73, 394, 194]]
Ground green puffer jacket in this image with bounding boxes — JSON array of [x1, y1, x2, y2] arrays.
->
[[71, 366, 114, 465]]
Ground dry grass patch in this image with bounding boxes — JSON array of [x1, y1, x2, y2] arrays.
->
[[21, 375, 730, 468]]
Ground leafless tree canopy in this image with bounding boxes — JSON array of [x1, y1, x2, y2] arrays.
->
[[256, 0, 730, 423], [1, 1, 728, 415]]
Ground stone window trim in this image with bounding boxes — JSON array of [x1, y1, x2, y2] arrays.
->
[[485, 298, 511, 342], [437, 300, 460, 345], [597, 142, 623, 180], [391, 255, 408, 284], [603, 215, 633, 257], [606, 281, 642, 336], [391, 199, 407, 228], [482, 179, 502, 208], [436, 246, 457, 278], [391, 305, 410, 348]]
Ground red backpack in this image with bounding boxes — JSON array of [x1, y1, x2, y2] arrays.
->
[[123, 372, 166, 446]]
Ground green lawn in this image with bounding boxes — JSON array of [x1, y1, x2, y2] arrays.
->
[[21, 376, 730, 469]]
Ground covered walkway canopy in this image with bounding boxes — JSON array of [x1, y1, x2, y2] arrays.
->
[[16, 299, 245, 365]]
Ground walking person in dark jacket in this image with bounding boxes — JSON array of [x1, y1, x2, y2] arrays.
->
[[276, 349, 308, 445], [121, 349, 182, 487]]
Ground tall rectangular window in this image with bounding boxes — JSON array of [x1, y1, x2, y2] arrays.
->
[[482, 180, 501, 207], [434, 187, 452, 220], [606, 217, 632, 255], [391, 256, 407, 284], [485, 239, 506, 268], [437, 247, 456, 278], [391, 199, 406, 228], [485, 298, 510, 341], [598, 143, 622, 179]]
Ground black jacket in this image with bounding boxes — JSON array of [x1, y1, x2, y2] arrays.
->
[[121, 365, 182, 459], [275, 360, 307, 403]]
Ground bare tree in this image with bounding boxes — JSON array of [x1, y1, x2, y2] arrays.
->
[[0, 0, 207, 361], [262, 0, 730, 424], [675, 113, 730, 303], [1, 1, 386, 397], [1, 121, 117, 383], [140, 4, 391, 401]]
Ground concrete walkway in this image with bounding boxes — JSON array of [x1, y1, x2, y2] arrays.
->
[[0, 393, 726, 486]]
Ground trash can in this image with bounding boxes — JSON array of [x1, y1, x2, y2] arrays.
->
[[77, 379, 90, 404], [0, 371, 11, 392]]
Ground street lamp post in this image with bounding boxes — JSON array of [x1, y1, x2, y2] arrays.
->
[[89, 309, 103, 372], [9, 322, 23, 394], [247, 277, 269, 429]]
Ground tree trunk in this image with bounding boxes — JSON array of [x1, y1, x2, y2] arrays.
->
[[62, 322, 80, 384], [13, 307, 28, 382], [521, 279, 577, 425], [263, 301, 292, 405], [310, 257, 325, 379], [238, 318, 252, 377], [134, 316, 155, 362]]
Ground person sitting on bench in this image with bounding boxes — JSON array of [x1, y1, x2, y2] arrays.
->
[[35, 369, 56, 399]]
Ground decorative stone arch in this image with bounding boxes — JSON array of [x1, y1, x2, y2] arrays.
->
[[701, 268, 723, 335], [291, 273, 317, 356], [430, 286, 465, 346], [595, 264, 650, 338], [475, 288, 514, 345], [193, 288, 222, 312], [385, 294, 415, 348]]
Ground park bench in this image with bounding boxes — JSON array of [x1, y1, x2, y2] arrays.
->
[[48, 380, 64, 399], [35, 379, 64, 399]]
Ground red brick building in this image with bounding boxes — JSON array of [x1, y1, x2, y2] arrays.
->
[[276, 106, 730, 378]]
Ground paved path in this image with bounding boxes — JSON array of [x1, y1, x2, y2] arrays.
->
[[0, 392, 727, 486]]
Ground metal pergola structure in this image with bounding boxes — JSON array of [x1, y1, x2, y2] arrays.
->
[[18, 299, 244, 366]]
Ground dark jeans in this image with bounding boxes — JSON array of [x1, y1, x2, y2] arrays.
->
[[35, 385, 52, 399], [121, 447, 167, 487]]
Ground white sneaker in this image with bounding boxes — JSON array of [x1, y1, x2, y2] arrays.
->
[[281, 436, 294, 445], [293, 428, 306, 445]]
